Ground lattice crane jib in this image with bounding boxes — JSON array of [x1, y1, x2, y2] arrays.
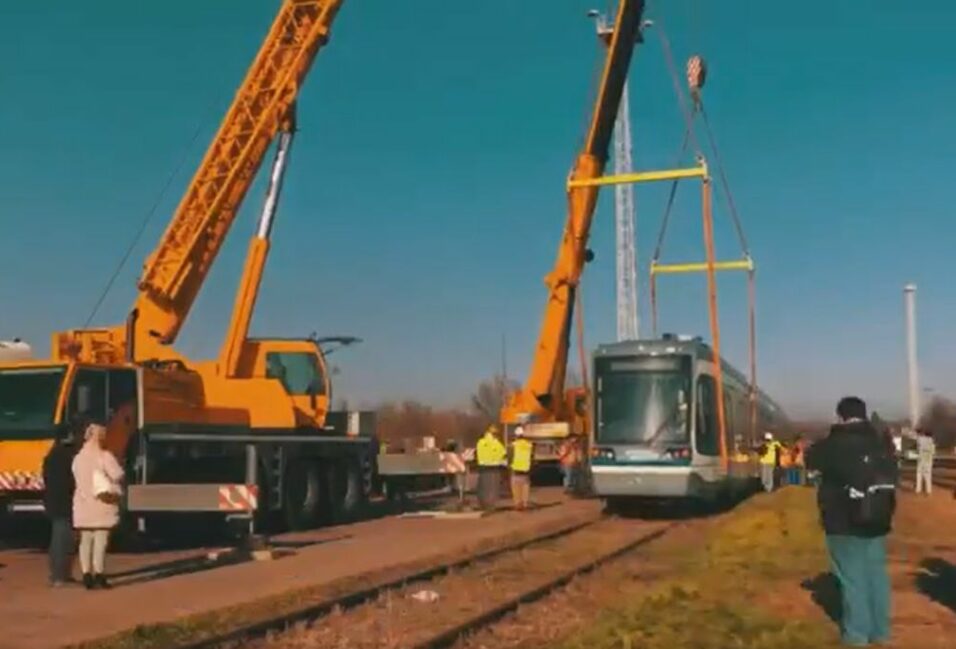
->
[[54, 1, 343, 363]]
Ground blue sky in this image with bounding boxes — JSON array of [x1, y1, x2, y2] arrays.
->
[[1, 1, 954, 418]]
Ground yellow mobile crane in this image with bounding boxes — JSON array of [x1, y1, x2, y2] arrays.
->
[[500, 0, 646, 464], [0, 0, 371, 532]]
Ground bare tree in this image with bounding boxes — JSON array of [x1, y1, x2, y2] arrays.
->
[[471, 374, 520, 423], [919, 396, 956, 450]]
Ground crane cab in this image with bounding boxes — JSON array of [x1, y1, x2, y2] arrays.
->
[[227, 337, 332, 429], [0, 360, 139, 508]]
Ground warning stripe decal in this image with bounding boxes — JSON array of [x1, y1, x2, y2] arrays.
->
[[0, 471, 44, 492], [217, 484, 259, 511]]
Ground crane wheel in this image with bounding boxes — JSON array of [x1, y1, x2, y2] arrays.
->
[[325, 458, 365, 523], [283, 459, 323, 531]]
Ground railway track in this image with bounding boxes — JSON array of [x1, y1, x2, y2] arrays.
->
[[900, 464, 956, 492], [174, 517, 671, 649]]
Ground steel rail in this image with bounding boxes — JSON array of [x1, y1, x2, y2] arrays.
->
[[410, 524, 673, 649], [174, 517, 600, 649]]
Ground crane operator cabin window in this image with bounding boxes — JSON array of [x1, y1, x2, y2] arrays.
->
[[266, 352, 326, 396]]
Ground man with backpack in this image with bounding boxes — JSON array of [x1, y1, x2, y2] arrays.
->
[[807, 396, 897, 647]]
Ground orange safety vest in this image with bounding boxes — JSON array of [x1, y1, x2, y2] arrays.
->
[[779, 449, 793, 468], [793, 446, 805, 467], [558, 440, 577, 467]]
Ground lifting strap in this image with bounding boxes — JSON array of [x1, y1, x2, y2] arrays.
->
[[648, 15, 761, 457]]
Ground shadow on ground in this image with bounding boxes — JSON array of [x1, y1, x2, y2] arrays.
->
[[802, 572, 842, 625], [109, 534, 353, 588], [604, 481, 770, 521], [915, 557, 956, 613]]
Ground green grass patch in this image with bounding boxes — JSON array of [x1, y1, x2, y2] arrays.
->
[[559, 489, 843, 649]]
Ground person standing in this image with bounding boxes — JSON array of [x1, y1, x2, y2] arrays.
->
[[557, 436, 579, 493], [915, 428, 936, 496], [807, 396, 897, 647], [758, 432, 781, 492], [72, 422, 124, 590], [475, 425, 506, 510], [42, 431, 77, 587], [779, 443, 793, 486], [509, 427, 534, 510], [791, 436, 806, 486]]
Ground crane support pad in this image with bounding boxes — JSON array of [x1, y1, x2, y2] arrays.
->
[[127, 484, 259, 512], [377, 452, 466, 476]]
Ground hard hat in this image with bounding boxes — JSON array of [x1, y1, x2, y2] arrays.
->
[[764, 432, 773, 441], [514, 426, 525, 437]]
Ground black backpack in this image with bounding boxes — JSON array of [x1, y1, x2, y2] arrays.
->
[[844, 441, 898, 533]]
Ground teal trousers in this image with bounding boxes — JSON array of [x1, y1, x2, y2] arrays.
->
[[825, 534, 891, 646]]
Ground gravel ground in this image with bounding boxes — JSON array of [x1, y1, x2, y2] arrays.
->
[[248, 518, 667, 649]]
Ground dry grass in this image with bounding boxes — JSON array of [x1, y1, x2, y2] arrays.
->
[[461, 489, 956, 649]]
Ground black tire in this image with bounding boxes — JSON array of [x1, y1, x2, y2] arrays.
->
[[283, 460, 323, 531], [326, 458, 365, 523]]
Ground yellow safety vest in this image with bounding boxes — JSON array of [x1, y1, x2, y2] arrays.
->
[[759, 441, 781, 466], [511, 438, 533, 473], [476, 434, 506, 467]]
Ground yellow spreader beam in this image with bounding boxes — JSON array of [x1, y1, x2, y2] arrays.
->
[[567, 164, 707, 189], [651, 258, 754, 275]]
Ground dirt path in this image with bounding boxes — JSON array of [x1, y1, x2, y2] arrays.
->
[[0, 490, 597, 649]]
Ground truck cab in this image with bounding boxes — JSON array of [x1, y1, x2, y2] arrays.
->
[[0, 362, 137, 511]]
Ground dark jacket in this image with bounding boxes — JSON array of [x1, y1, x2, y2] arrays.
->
[[806, 420, 893, 537], [42, 442, 75, 520]]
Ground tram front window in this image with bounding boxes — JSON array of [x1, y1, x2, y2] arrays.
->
[[596, 356, 691, 447]]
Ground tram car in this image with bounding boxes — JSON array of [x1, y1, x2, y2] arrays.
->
[[589, 335, 787, 507]]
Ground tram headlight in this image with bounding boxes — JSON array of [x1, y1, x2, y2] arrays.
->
[[666, 447, 691, 460], [591, 446, 615, 461]]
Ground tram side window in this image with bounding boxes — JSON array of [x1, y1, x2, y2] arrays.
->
[[696, 375, 719, 456], [68, 370, 107, 424], [724, 391, 737, 452]]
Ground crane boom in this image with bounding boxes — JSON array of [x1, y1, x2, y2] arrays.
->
[[502, 0, 645, 426], [52, 1, 342, 365], [138, 0, 341, 347]]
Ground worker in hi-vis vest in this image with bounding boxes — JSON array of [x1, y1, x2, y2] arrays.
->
[[758, 432, 782, 492], [475, 425, 507, 510], [509, 426, 534, 511]]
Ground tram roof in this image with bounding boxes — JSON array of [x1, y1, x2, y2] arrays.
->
[[593, 336, 787, 418]]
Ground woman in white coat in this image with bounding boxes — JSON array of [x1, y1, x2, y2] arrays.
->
[[72, 422, 124, 590]]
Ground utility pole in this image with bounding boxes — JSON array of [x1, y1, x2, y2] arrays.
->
[[903, 283, 920, 428], [501, 333, 508, 381], [590, 10, 639, 342]]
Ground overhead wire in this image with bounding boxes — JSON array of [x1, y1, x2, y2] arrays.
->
[[83, 100, 220, 328]]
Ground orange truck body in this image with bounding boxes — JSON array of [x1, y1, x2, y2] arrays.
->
[[0, 2, 370, 529]]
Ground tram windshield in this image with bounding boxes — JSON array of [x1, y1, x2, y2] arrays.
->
[[595, 355, 691, 447]]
